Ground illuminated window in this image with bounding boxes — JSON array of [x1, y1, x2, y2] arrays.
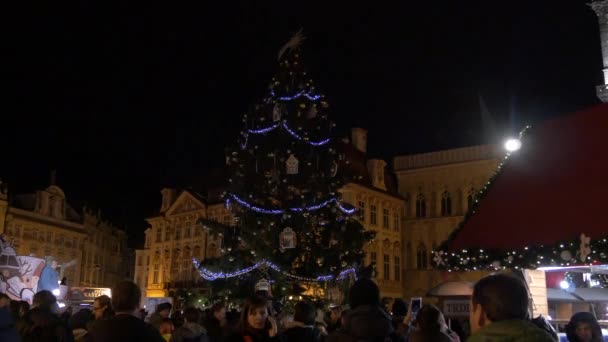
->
[[393, 211, 400, 232], [358, 201, 365, 222], [382, 208, 389, 229], [394, 256, 401, 281], [383, 254, 390, 280]]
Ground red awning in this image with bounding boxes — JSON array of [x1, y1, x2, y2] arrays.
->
[[449, 104, 608, 252]]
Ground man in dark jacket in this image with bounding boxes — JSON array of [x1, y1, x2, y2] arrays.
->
[[171, 307, 208, 342], [87, 280, 164, 342], [467, 273, 555, 342], [284, 302, 322, 342], [328, 278, 402, 342], [20, 290, 74, 342], [204, 302, 226, 342], [0, 294, 19, 342], [149, 302, 173, 330]]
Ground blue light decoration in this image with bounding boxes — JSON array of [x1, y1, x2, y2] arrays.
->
[[241, 122, 330, 149], [227, 193, 356, 215], [270, 89, 322, 101], [193, 258, 357, 283]]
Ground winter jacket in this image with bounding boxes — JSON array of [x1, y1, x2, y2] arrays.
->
[[225, 329, 284, 342], [407, 329, 453, 342], [39, 266, 59, 292], [72, 328, 88, 342], [0, 306, 20, 342], [283, 325, 323, 342], [20, 307, 74, 342], [171, 322, 209, 342], [204, 316, 225, 342], [88, 313, 165, 342], [466, 319, 556, 342], [327, 305, 404, 342], [149, 312, 164, 330]]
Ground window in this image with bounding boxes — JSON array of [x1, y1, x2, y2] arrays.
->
[[165, 228, 170, 241], [441, 191, 452, 216], [137, 257, 142, 266], [382, 208, 389, 229], [371, 252, 377, 266], [370, 205, 377, 225], [182, 259, 191, 281], [72, 238, 77, 249], [394, 256, 401, 281], [467, 188, 476, 210], [193, 246, 201, 258], [416, 194, 426, 218], [153, 263, 160, 284], [417, 243, 428, 270], [393, 211, 400, 232], [383, 254, 390, 280], [194, 226, 201, 237], [175, 228, 181, 240], [156, 228, 162, 242], [185, 227, 191, 239], [46, 232, 52, 242], [358, 201, 365, 222]]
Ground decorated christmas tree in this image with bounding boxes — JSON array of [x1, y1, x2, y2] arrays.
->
[[196, 32, 373, 301]]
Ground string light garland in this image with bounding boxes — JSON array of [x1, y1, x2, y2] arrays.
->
[[270, 89, 322, 102], [242, 122, 331, 148], [193, 258, 356, 282], [227, 193, 356, 215]]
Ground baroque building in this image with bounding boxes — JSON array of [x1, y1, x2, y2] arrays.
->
[[338, 128, 406, 299], [0, 178, 132, 289], [134, 188, 230, 300], [393, 145, 502, 298]]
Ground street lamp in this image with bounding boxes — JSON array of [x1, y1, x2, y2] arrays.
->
[[504, 138, 522, 152]]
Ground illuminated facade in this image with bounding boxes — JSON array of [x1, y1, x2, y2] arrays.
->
[[393, 145, 501, 298], [134, 189, 230, 299], [0, 179, 131, 289]]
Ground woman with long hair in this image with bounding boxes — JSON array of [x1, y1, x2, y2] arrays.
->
[[226, 296, 282, 342], [93, 295, 115, 320], [407, 305, 453, 342]]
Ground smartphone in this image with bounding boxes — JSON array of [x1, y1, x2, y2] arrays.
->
[[410, 297, 422, 317]]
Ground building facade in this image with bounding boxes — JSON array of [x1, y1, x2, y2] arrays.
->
[[134, 189, 230, 300], [339, 128, 406, 299], [0, 180, 131, 289], [393, 145, 502, 298]]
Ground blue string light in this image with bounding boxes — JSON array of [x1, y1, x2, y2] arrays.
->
[[227, 193, 356, 215], [270, 90, 322, 101], [193, 258, 356, 282], [241, 122, 330, 149]]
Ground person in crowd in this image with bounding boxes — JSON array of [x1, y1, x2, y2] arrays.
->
[[327, 304, 342, 334], [437, 313, 460, 342], [283, 301, 322, 342], [204, 302, 226, 342], [161, 318, 175, 341], [225, 309, 241, 337], [225, 295, 281, 342], [327, 278, 402, 342], [20, 290, 74, 342], [565, 312, 603, 342], [390, 299, 409, 336], [139, 308, 149, 321], [93, 295, 114, 320], [406, 305, 452, 342], [69, 308, 94, 342], [87, 280, 164, 342], [467, 273, 555, 342], [173, 309, 185, 329], [171, 307, 208, 342], [150, 302, 174, 330], [0, 294, 20, 342], [60, 306, 73, 325]]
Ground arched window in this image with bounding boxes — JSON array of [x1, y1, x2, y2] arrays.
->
[[441, 191, 452, 216], [417, 243, 428, 270], [193, 246, 201, 258], [467, 188, 476, 210], [416, 194, 426, 218]]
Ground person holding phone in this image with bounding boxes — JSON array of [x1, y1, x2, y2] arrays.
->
[[226, 296, 283, 342]]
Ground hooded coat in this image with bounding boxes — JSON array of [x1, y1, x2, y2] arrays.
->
[[327, 305, 403, 342], [171, 322, 209, 342]]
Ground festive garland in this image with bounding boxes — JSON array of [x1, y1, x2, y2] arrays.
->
[[192, 258, 356, 283], [241, 121, 331, 150], [226, 193, 356, 215]]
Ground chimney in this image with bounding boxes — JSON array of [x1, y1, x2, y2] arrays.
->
[[367, 159, 387, 191], [351, 128, 368, 154], [160, 188, 177, 213]]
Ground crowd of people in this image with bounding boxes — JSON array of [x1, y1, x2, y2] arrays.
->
[[0, 273, 605, 342]]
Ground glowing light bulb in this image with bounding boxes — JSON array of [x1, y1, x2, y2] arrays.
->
[[560, 280, 570, 289], [504, 138, 522, 152]]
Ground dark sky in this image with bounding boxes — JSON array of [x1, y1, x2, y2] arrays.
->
[[0, 0, 602, 245]]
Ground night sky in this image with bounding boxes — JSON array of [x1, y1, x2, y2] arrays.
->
[[1, 0, 602, 246]]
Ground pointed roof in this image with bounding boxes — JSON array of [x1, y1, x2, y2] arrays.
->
[[438, 104, 608, 270]]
